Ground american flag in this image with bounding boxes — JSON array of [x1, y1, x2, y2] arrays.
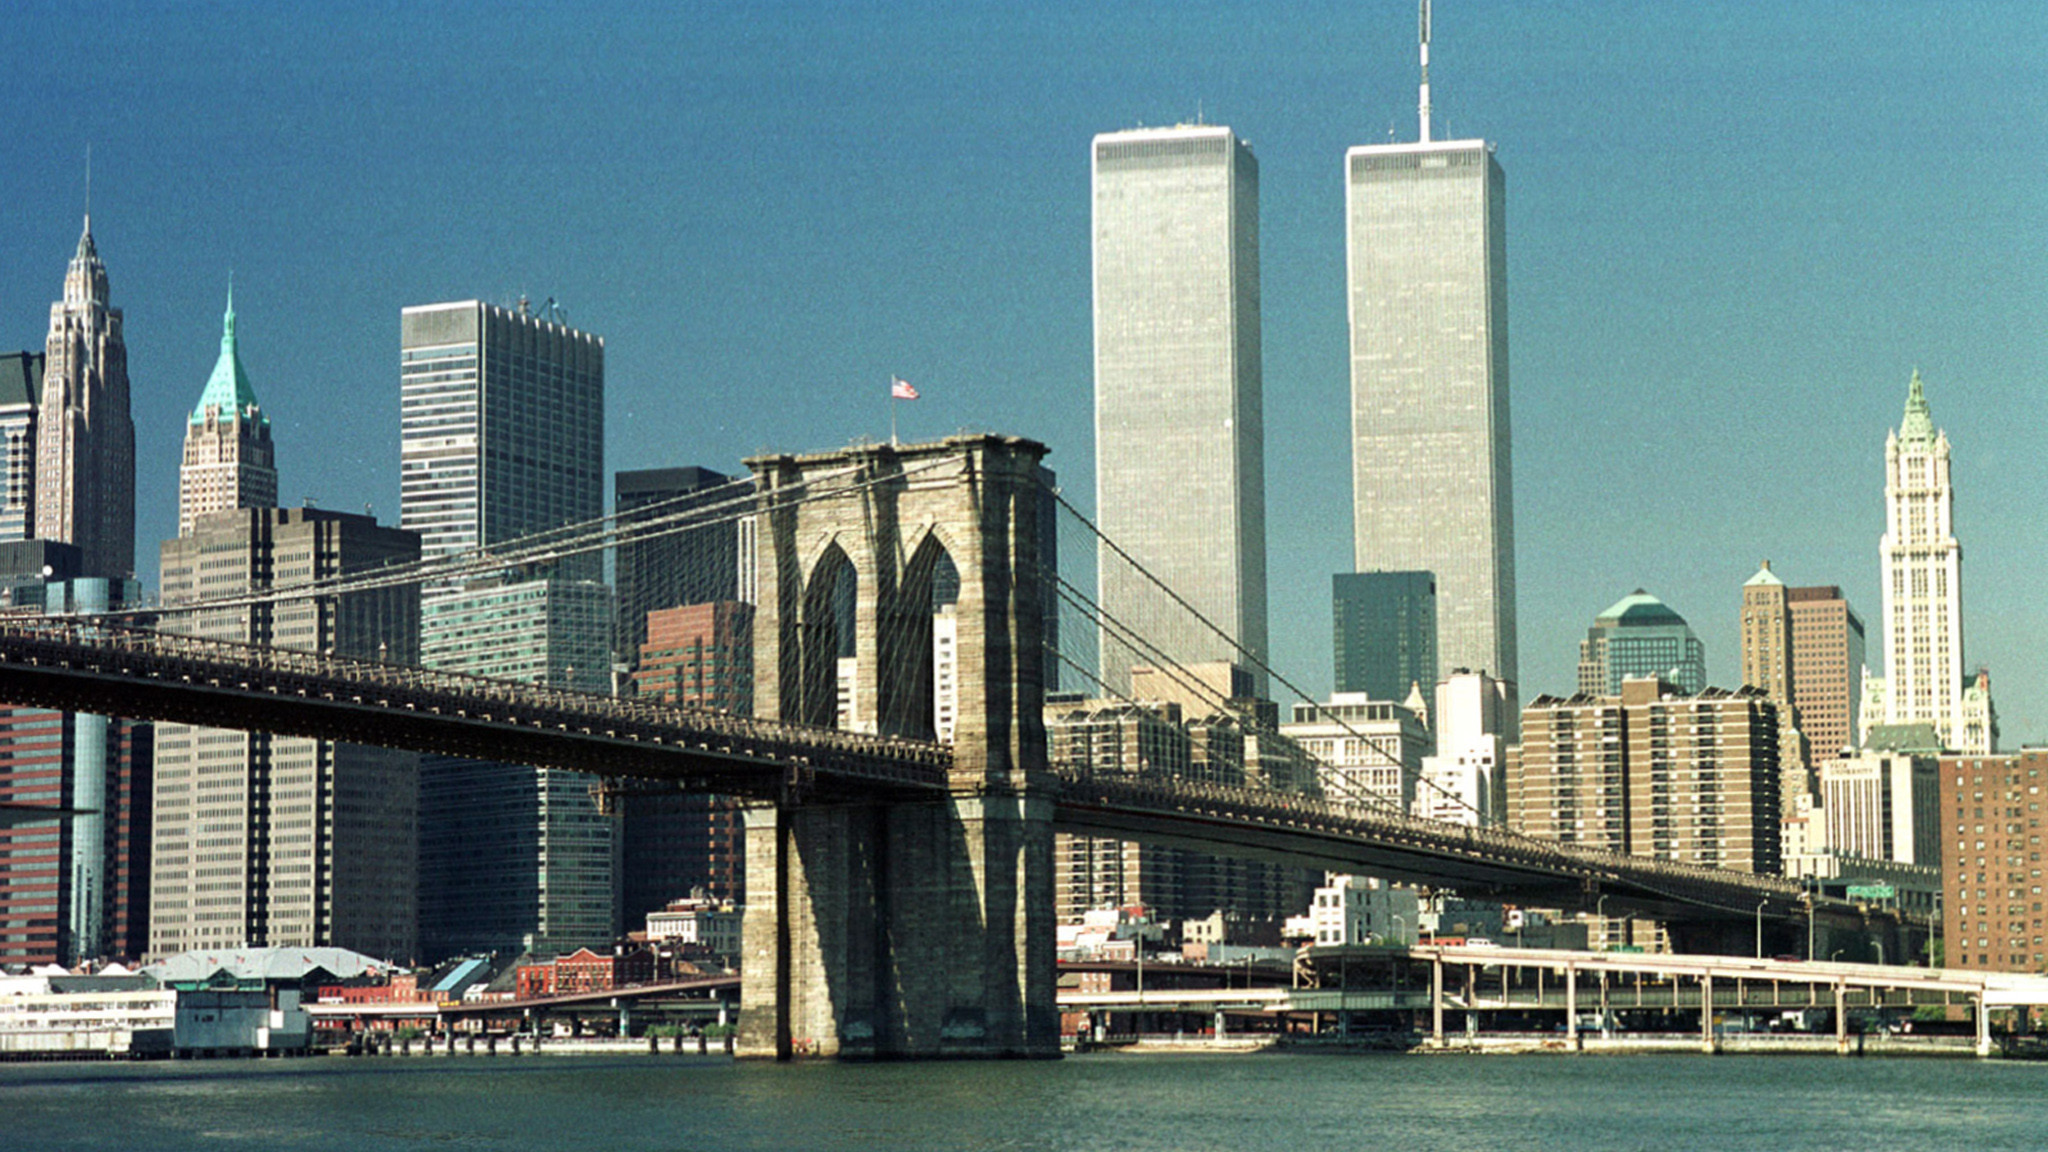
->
[[891, 376, 919, 400]]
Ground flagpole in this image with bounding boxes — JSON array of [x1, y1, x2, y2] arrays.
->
[[890, 379, 898, 447]]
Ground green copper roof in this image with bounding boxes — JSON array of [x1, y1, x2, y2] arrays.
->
[[1595, 589, 1684, 626], [190, 286, 266, 427], [1897, 368, 1934, 443], [1744, 561, 1783, 588]]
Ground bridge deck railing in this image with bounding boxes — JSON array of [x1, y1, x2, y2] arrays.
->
[[1050, 760, 1813, 912], [0, 615, 954, 791]]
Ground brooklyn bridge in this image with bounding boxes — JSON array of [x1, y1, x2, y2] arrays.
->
[[0, 434, 1896, 1059]]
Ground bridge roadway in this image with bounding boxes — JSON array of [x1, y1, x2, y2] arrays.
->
[[0, 617, 1846, 926]]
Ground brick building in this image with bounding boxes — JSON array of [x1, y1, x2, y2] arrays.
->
[[1942, 749, 2048, 971]]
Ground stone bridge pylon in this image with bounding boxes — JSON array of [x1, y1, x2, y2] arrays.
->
[[738, 434, 1058, 1059]]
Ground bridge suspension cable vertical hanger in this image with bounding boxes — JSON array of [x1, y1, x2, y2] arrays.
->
[[1041, 484, 1487, 824]]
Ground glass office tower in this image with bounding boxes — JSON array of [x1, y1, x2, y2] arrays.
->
[[1091, 125, 1267, 695], [1346, 138, 1515, 691], [401, 300, 614, 959]]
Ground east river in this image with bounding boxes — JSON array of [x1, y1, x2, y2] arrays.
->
[[9, 1051, 2048, 1151]]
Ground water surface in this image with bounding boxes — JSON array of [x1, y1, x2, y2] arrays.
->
[[7, 1050, 2048, 1151]]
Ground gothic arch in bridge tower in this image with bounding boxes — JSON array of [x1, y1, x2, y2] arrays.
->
[[740, 434, 1057, 1060], [795, 541, 858, 730]]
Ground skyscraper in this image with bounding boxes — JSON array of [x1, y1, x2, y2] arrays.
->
[[1332, 570, 1437, 700], [415, 578, 616, 959], [399, 300, 603, 581], [150, 508, 421, 961], [1740, 562, 1793, 702], [0, 353, 44, 542], [614, 466, 744, 666], [0, 570, 151, 967], [1346, 11, 1514, 689], [1740, 563, 1865, 764], [1577, 590, 1706, 696], [402, 299, 613, 960], [37, 216, 135, 579], [1091, 124, 1267, 693], [179, 288, 277, 535], [1879, 371, 1974, 751], [620, 601, 756, 923]]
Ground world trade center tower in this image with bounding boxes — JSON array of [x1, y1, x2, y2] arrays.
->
[[1345, 11, 1516, 693], [1091, 124, 1268, 695]]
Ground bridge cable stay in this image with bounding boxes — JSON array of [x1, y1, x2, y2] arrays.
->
[[75, 456, 960, 623], [1040, 491, 1822, 916], [1042, 484, 1486, 824], [1029, 552, 1812, 920]]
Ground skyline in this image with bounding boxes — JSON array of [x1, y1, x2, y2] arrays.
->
[[4, 2, 2044, 734]]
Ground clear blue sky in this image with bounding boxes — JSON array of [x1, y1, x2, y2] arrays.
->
[[4, 2, 2045, 735]]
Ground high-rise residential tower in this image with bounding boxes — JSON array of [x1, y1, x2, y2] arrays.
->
[[37, 217, 135, 579], [1346, 11, 1514, 690], [1091, 124, 1267, 693], [1512, 678, 1780, 876], [179, 289, 277, 535], [1879, 371, 1974, 751]]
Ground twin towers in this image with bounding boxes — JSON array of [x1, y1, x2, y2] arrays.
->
[[1090, 118, 1514, 701]]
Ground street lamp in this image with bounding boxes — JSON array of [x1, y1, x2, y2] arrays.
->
[[1755, 899, 1768, 960], [1392, 913, 1407, 947], [1596, 895, 1610, 951]]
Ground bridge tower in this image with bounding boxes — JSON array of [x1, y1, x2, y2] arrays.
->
[[738, 434, 1058, 1059]]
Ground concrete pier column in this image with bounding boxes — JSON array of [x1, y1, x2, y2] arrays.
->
[[1566, 965, 1579, 1050], [1431, 957, 1445, 1047], [1976, 994, 1992, 1057], [1701, 974, 1714, 1053], [1835, 982, 1849, 1054]]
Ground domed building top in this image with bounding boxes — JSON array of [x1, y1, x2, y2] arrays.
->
[[190, 286, 266, 426], [1593, 588, 1685, 627]]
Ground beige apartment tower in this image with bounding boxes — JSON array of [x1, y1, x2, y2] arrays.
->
[[1511, 678, 1781, 875]]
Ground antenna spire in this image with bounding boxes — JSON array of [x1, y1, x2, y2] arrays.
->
[[84, 142, 92, 226], [1418, 0, 1432, 143]]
